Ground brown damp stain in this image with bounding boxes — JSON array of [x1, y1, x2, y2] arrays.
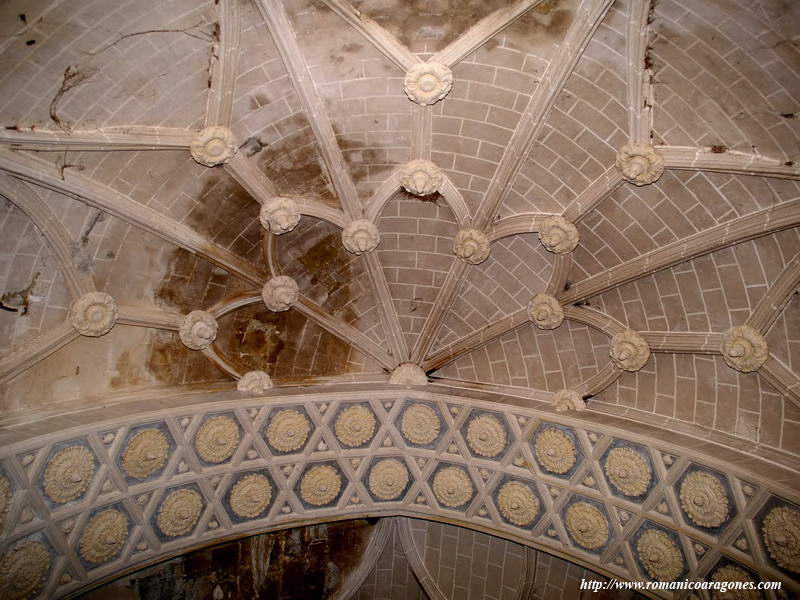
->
[[256, 122, 340, 208], [509, 4, 573, 46], [110, 350, 148, 389], [350, 0, 511, 52], [187, 174, 260, 251]]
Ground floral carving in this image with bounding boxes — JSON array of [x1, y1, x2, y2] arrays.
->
[[400, 159, 443, 196], [157, 489, 203, 537], [497, 481, 539, 526], [762, 505, 800, 573], [616, 142, 665, 186], [79, 509, 128, 564], [334, 405, 376, 447], [0, 476, 10, 531], [342, 219, 380, 255], [195, 416, 240, 464], [721, 325, 768, 373], [679, 471, 729, 528], [466, 414, 507, 457], [528, 293, 563, 329], [261, 276, 299, 312], [604, 447, 651, 497], [710, 565, 759, 600], [401, 403, 440, 445], [403, 62, 453, 105], [636, 529, 684, 581], [122, 429, 169, 480], [266, 409, 311, 453], [534, 428, 576, 474], [69, 292, 118, 337], [44, 446, 95, 503], [566, 502, 609, 550], [552, 389, 586, 412], [179, 310, 218, 350], [389, 363, 427, 385], [300, 465, 341, 506], [453, 228, 491, 265], [230, 474, 272, 518], [538, 216, 579, 254], [190, 126, 237, 166], [432, 466, 473, 508], [237, 370, 273, 393], [0, 540, 50, 600], [259, 197, 300, 235], [369, 459, 409, 500], [609, 329, 650, 372]]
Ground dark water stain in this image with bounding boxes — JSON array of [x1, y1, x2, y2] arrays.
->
[[256, 118, 340, 208], [78, 519, 377, 600], [0, 271, 39, 315], [351, 0, 512, 52]]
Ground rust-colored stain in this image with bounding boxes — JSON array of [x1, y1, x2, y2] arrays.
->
[[212, 220, 368, 378], [255, 114, 340, 208], [80, 520, 377, 600]]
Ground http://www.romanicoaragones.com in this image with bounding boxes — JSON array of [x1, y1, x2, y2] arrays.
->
[[580, 578, 782, 594]]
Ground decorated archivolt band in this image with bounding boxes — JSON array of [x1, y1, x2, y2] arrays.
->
[[2, 389, 799, 598]]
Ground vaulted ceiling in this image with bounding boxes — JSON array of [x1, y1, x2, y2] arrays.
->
[[0, 0, 798, 598]]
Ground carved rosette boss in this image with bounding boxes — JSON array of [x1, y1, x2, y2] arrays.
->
[[261, 276, 299, 312], [195, 416, 240, 464], [604, 447, 651, 497], [79, 509, 128, 564], [342, 219, 380, 255], [432, 466, 473, 508], [44, 446, 95, 503], [528, 293, 564, 330], [616, 142, 665, 186], [565, 502, 609, 550], [552, 389, 586, 412], [259, 197, 300, 235], [334, 405, 376, 448], [0, 540, 51, 600], [710, 565, 760, 600], [389, 363, 428, 385], [401, 403, 440, 445], [266, 409, 311, 453], [534, 428, 576, 474], [466, 414, 507, 458], [190, 126, 237, 167], [679, 471, 729, 528], [403, 62, 453, 106], [179, 310, 218, 350], [237, 370, 273, 393], [369, 459, 409, 501], [636, 528, 685, 582], [453, 228, 491, 265], [538, 216, 579, 254], [400, 159, 443, 196], [300, 465, 341, 506], [609, 329, 651, 372], [497, 481, 539, 527], [721, 325, 768, 373], [762, 505, 800, 573], [157, 489, 203, 537], [69, 292, 118, 337], [230, 474, 272, 519], [121, 429, 169, 480]]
